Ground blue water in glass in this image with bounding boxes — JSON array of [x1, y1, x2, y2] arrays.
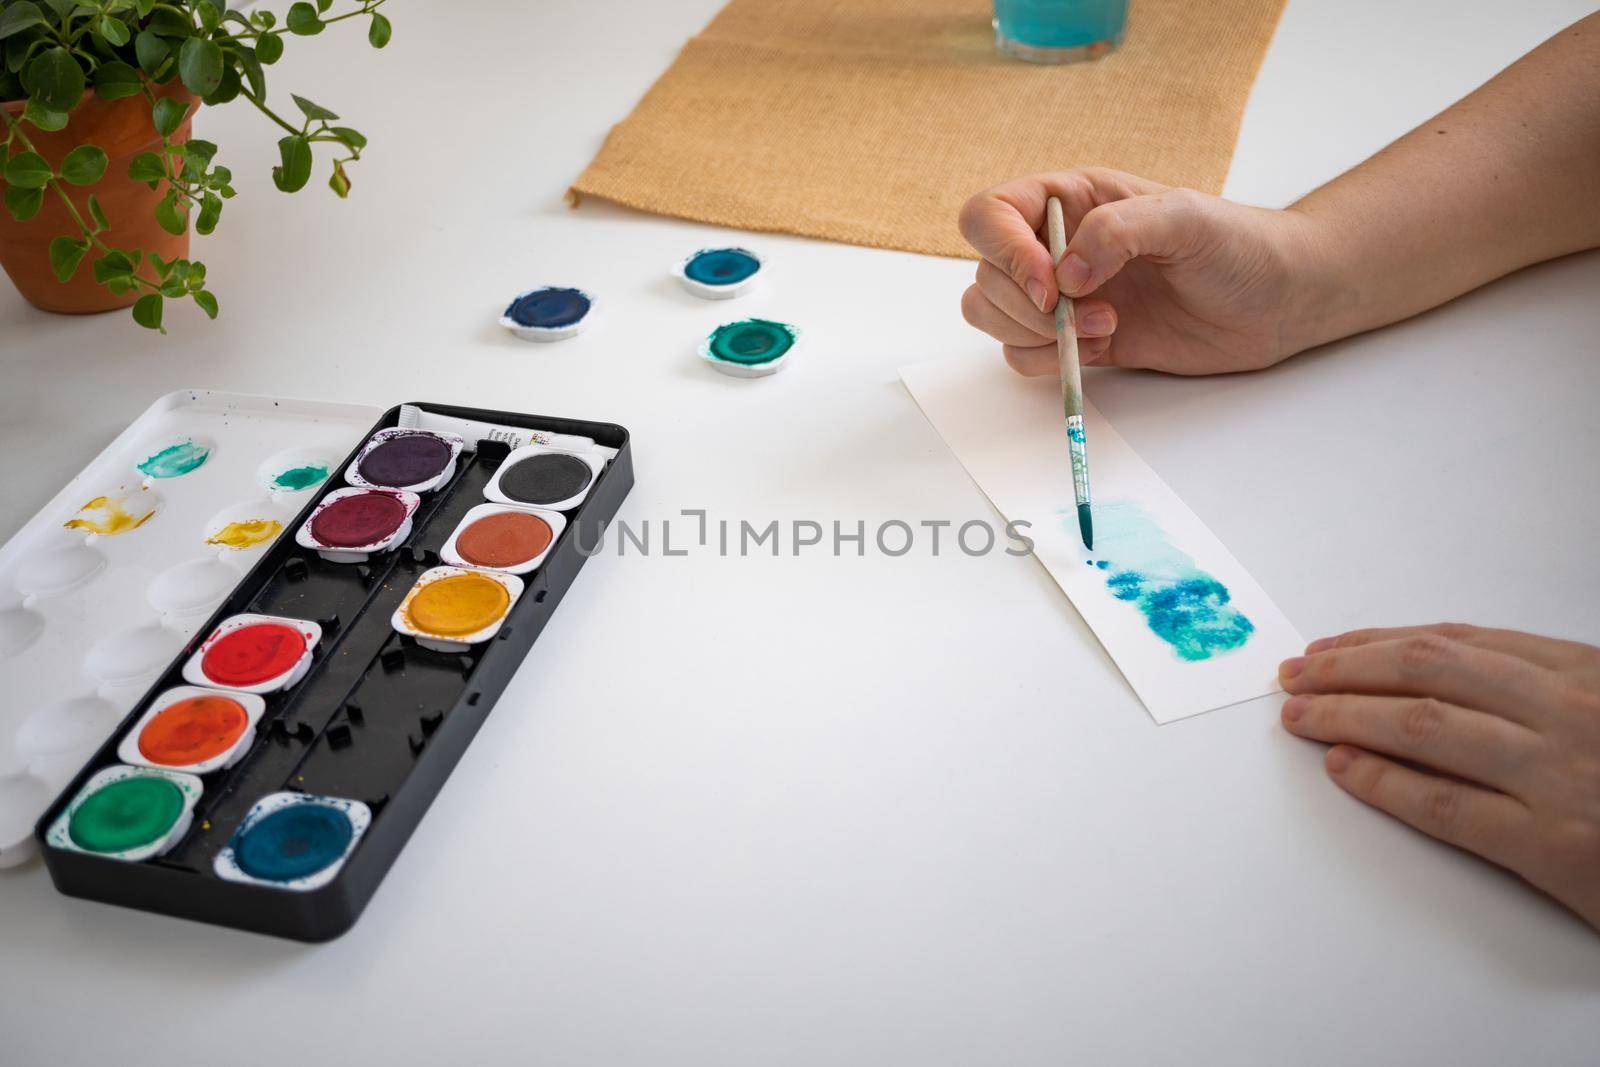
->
[[994, 0, 1127, 51]]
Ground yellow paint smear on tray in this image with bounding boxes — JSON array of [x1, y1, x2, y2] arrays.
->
[[406, 573, 510, 637], [206, 518, 283, 549], [65, 492, 159, 536]]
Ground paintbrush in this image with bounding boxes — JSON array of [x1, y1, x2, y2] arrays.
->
[[1045, 196, 1093, 551]]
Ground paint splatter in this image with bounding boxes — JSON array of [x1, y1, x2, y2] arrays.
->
[[272, 464, 328, 491], [137, 439, 210, 478], [65, 492, 160, 536], [206, 518, 282, 549], [1072, 500, 1254, 662]]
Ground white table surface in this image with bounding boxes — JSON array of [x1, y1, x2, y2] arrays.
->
[[3, 1, 1598, 1063]]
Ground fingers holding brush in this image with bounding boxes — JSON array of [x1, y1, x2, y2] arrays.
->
[[1003, 335, 1114, 376], [963, 272, 1117, 350]]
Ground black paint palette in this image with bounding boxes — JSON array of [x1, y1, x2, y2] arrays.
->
[[34, 402, 632, 941]]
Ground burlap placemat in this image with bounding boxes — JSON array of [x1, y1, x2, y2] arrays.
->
[[569, 0, 1285, 258]]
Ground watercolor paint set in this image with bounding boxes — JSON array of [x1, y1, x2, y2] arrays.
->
[[0, 391, 379, 868], [8, 397, 631, 940]]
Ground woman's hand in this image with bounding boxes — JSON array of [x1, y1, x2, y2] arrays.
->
[[1279, 623, 1600, 931], [957, 168, 1322, 377]]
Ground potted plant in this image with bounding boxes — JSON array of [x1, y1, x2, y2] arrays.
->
[[0, 0, 390, 330]]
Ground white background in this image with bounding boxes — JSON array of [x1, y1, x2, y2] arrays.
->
[[3, 1, 1599, 1064]]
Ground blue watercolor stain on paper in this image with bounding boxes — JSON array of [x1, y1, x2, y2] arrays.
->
[[137, 439, 210, 478], [1070, 500, 1254, 662], [1068, 425, 1085, 444]]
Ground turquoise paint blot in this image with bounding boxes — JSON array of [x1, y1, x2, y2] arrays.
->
[[1072, 500, 1255, 661], [137, 439, 210, 478], [273, 464, 328, 491]]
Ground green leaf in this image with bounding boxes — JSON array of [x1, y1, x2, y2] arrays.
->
[[290, 93, 337, 122], [185, 139, 218, 165], [49, 236, 89, 282], [92, 59, 143, 100], [146, 9, 193, 39], [152, 95, 188, 137], [87, 193, 110, 231], [255, 31, 283, 64], [93, 249, 135, 283], [252, 10, 277, 30], [368, 12, 391, 49], [134, 30, 169, 74], [127, 151, 165, 184], [271, 133, 311, 192], [25, 47, 86, 112], [3, 184, 44, 221], [328, 158, 349, 198], [21, 97, 67, 130], [99, 15, 131, 47], [192, 288, 218, 319], [285, 3, 322, 36], [0, 3, 47, 42], [132, 293, 164, 331], [195, 191, 221, 234], [148, 252, 174, 278], [59, 144, 108, 186], [315, 0, 332, 12], [154, 189, 187, 234], [195, 0, 221, 34], [177, 36, 223, 97], [327, 126, 366, 150], [233, 46, 264, 97], [202, 62, 239, 105], [42, 0, 74, 20], [134, 0, 157, 15], [3, 150, 52, 189]]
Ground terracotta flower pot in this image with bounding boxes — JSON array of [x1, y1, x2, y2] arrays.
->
[[1, 83, 196, 314]]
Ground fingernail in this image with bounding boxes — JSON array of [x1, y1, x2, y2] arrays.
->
[[1082, 309, 1114, 334], [1025, 279, 1050, 312], [1325, 746, 1355, 774], [1305, 638, 1333, 654], [1057, 253, 1091, 295], [1279, 656, 1304, 679], [1282, 695, 1308, 723]]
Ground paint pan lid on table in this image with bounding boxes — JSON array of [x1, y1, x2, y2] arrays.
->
[[440, 502, 566, 575], [182, 613, 322, 694], [214, 792, 371, 891], [700, 318, 800, 378], [345, 428, 463, 494], [483, 443, 605, 512], [392, 566, 524, 651], [296, 487, 420, 563], [117, 686, 266, 775], [46, 764, 202, 862], [499, 286, 594, 342], [673, 247, 764, 299]]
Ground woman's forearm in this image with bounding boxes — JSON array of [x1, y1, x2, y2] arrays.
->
[[1285, 13, 1600, 353]]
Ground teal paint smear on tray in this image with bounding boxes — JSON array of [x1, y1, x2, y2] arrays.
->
[[1068, 500, 1255, 661], [137, 440, 210, 478]]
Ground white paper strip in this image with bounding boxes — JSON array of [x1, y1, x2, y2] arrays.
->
[[900, 357, 1304, 723]]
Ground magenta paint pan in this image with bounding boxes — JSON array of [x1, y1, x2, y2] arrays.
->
[[295, 487, 420, 563]]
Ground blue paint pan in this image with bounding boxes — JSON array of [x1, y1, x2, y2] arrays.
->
[[500, 286, 594, 341]]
